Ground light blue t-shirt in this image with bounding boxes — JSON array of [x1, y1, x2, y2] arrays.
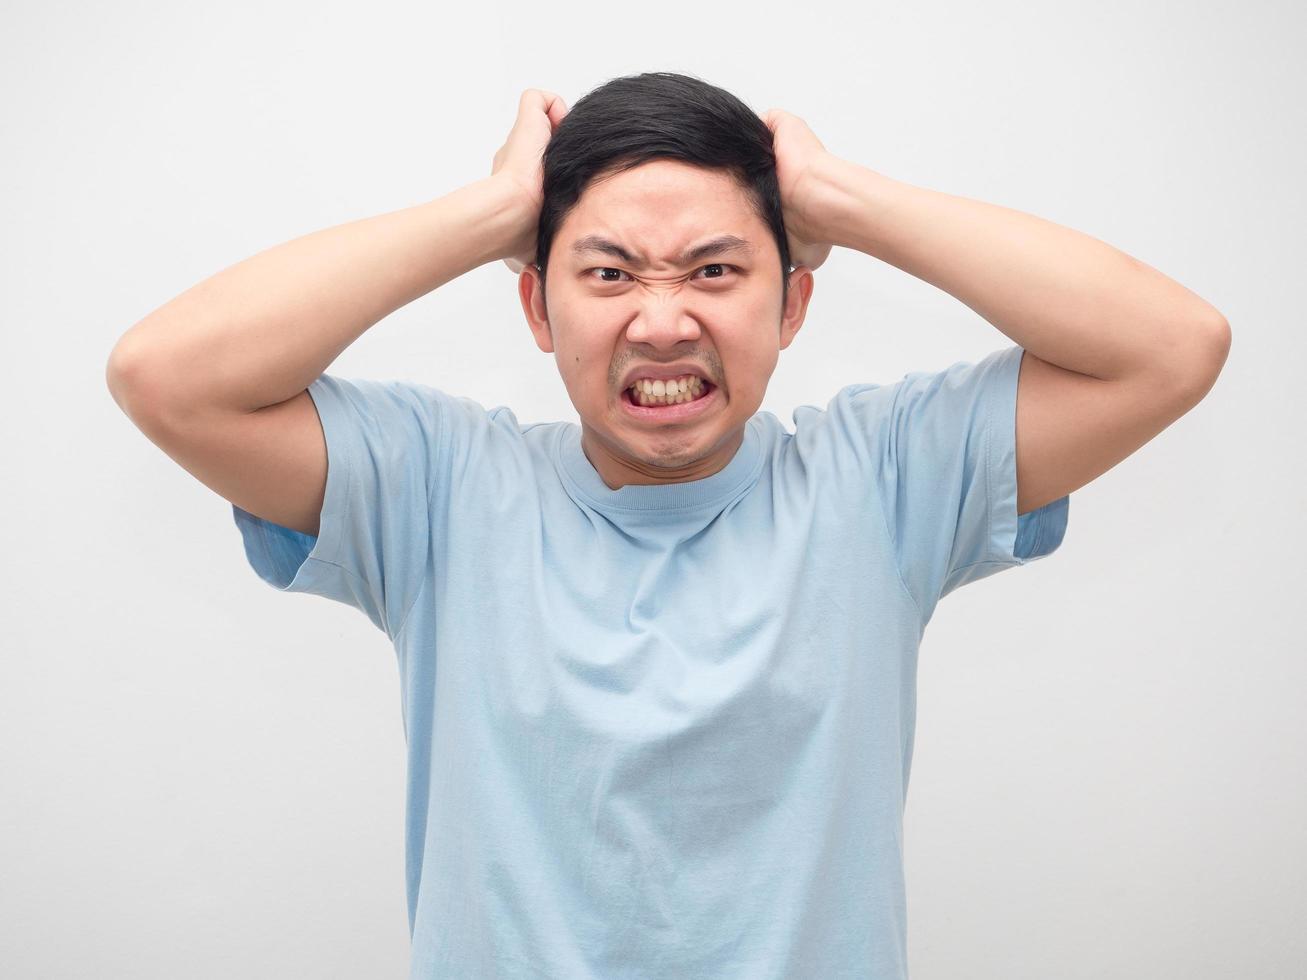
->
[[232, 343, 1069, 979]]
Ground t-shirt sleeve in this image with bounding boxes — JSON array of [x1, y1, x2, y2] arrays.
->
[[838, 344, 1069, 625], [230, 372, 447, 640]]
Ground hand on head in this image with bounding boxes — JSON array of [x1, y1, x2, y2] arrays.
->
[[492, 89, 570, 275], [760, 108, 835, 273]]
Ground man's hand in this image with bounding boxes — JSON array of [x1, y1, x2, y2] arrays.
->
[[760, 108, 835, 273], [492, 89, 571, 275]]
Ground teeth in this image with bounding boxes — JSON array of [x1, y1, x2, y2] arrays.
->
[[628, 374, 710, 407], [631, 374, 702, 395]]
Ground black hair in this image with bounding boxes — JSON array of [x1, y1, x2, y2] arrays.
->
[[534, 71, 793, 308]]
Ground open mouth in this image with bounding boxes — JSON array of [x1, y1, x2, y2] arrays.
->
[[621, 378, 719, 421], [624, 379, 715, 408]]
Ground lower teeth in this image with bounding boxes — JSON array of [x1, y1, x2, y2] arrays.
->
[[630, 387, 708, 407]]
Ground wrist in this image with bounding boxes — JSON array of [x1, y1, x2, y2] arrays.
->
[[458, 175, 539, 266], [803, 154, 902, 253]]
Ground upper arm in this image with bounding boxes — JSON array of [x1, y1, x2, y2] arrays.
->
[[231, 374, 444, 638], [112, 356, 450, 639], [111, 361, 328, 536], [1013, 337, 1227, 515]]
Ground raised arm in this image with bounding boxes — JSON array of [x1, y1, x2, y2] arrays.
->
[[104, 89, 564, 418], [104, 89, 567, 536], [761, 107, 1230, 516]]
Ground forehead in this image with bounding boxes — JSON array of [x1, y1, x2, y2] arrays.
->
[[560, 159, 766, 265]]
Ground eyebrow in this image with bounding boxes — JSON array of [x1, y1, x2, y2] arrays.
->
[[570, 234, 755, 268]]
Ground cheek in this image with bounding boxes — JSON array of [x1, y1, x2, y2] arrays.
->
[[560, 352, 612, 402], [726, 346, 780, 397]]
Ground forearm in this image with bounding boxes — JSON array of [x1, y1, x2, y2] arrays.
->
[[108, 175, 527, 416], [807, 154, 1229, 384]]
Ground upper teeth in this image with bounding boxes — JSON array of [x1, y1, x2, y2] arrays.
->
[[629, 375, 704, 396]]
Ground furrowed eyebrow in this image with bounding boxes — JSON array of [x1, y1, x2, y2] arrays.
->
[[570, 234, 755, 269]]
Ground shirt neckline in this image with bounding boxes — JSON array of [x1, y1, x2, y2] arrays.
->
[[556, 419, 764, 513]]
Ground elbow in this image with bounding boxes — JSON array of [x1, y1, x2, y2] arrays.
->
[[1207, 313, 1232, 369], [1174, 313, 1231, 405], [105, 339, 137, 412], [1197, 311, 1231, 380], [106, 332, 150, 408], [105, 334, 172, 420]]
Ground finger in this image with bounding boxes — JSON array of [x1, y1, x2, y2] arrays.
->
[[517, 88, 551, 121], [518, 89, 569, 130], [545, 93, 570, 128]]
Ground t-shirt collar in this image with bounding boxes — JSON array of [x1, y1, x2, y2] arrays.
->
[[557, 420, 763, 513]]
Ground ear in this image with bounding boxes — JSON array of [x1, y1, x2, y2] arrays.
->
[[518, 265, 554, 354], [778, 265, 815, 351]]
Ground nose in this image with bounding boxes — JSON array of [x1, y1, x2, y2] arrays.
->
[[623, 286, 703, 348]]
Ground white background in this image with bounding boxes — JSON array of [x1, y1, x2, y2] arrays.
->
[[3, 0, 1301, 977]]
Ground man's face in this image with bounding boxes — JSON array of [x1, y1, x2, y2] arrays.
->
[[518, 159, 814, 490]]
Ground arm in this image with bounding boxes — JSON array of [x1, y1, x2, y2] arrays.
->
[[803, 153, 1231, 387], [103, 89, 568, 540], [760, 107, 1231, 515], [810, 159, 1235, 515], [105, 86, 572, 417], [105, 174, 530, 419]]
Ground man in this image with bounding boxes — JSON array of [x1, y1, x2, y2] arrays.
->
[[106, 72, 1230, 979]]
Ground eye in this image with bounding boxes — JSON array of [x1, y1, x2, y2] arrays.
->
[[588, 264, 739, 284], [694, 263, 738, 281]]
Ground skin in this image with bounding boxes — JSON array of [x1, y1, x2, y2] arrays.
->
[[516, 159, 817, 490]]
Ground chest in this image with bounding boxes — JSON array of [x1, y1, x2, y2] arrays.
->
[[436, 490, 914, 742]]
